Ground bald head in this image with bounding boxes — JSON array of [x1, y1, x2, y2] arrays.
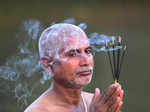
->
[[39, 23, 88, 59]]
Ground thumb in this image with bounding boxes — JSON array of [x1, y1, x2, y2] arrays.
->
[[92, 88, 101, 103]]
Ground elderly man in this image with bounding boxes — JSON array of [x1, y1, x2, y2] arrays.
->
[[25, 23, 123, 112]]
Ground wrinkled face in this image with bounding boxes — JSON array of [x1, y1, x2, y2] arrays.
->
[[51, 33, 94, 89]]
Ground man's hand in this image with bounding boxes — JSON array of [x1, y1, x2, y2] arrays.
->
[[89, 83, 123, 112]]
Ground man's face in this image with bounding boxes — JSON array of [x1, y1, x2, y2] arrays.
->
[[52, 33, 94, 88]]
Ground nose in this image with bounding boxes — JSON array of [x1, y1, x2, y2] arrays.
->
[[79, 54, 93, 67]]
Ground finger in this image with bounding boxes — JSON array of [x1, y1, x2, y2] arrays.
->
[[107, 85, 123, 104], [105, 87, 123, 111], [108, 97, 121, 112], [101, 83, 119, 104], [104, 90, 121, 110], [91, 88, 101, 103], [119, 89, 124, 100], [107, 101, 117, 112], [115, 101, 123, 112], [104, 96, 114, 110]]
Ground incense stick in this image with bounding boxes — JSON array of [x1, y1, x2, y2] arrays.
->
[[105, 36, 126, 83], [116, 37, 121, 82], [118, 45, 126, 76], [112, 39, 117, 82], [105, 42, 115, 80]]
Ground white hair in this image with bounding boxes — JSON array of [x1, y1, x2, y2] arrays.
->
[[39, 23, 86, 58]]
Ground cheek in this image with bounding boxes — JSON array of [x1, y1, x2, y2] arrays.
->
[[62, 59, 80, 78], [54, 60, 79, 77], [68, 60, 79, 66], [92, 59, 94, 66], [89, 56, 94, 67], [64, 59, 79, 72]]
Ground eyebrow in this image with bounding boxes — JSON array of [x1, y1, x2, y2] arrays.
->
[[86, 46, 92, 49], [66, 46, 92, 53]]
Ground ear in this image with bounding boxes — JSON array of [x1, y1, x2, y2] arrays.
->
[[40, 56, 53, 72]]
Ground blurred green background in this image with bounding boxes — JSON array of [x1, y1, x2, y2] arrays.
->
[[0, 0, 150, 111]]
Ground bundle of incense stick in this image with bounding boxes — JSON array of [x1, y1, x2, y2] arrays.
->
[[105, 36, 126, 83]]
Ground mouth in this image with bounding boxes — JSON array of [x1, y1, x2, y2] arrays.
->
[[76, 70, 92, 76]]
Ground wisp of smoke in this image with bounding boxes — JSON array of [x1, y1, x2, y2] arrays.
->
[[0, 19, 51, 107], [0, 18, 123, 107]]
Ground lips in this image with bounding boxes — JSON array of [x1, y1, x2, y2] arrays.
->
[[76, 70, 92, 76]]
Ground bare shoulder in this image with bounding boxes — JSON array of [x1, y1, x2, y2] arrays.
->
[[24, 104, 47, 112], [24, 90, 57, 112], [82, 91, 94, 105]]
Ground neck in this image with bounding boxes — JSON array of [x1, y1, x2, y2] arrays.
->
[[51, 80, 83, 106]]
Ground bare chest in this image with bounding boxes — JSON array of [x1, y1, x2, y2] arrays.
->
[[46, 104, 86, 112]]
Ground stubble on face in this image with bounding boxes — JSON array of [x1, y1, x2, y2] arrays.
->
[[52, 36, 94, 89], [40, 23, 94, 89]]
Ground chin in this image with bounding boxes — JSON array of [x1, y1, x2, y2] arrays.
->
[[75, 75, 92, 87]]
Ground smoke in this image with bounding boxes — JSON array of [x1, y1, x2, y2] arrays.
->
[[63, 18, 88, 30], [0, 19, 51, 106], [78, 23, 87, 30], [88, 33, 123, 52], [0, 19, 43, 80], [0, 18, 123, 107], [62, 18, 122, 53], [63, 18, 76, 24], [15, 83, 32, 106]]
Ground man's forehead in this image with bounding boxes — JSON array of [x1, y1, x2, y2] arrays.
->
[[40, 23, 90, 57], [61, 36, 89, 52]]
